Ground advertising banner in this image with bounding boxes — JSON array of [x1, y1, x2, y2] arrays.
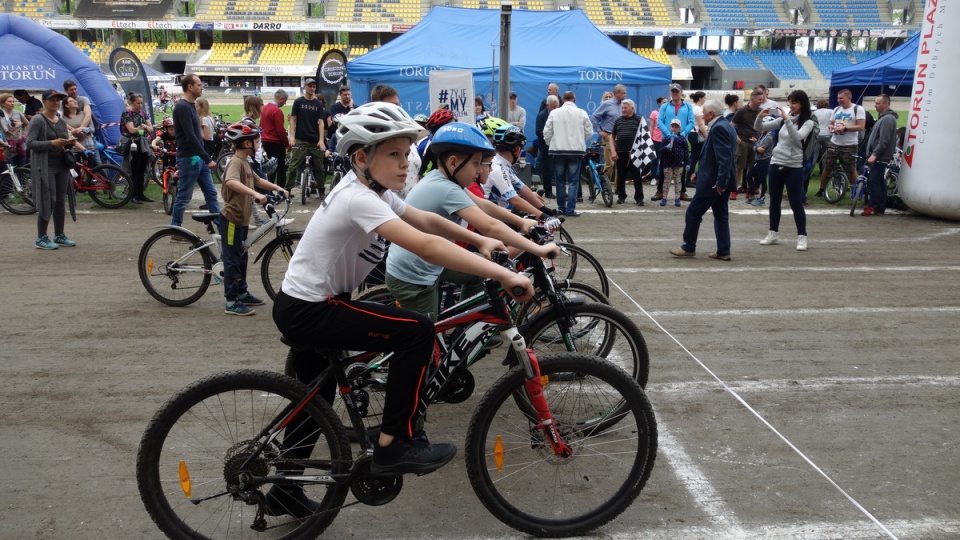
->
[[429, 69, 475, 124], [73, 0, 177, 20], [733, 28, 871, 38], [315, 48, 348, 112], [109, 47, 153, 120], [900, 0, 959, 219]]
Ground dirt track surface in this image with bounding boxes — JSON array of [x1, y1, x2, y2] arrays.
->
[[1, 193, 959, 539]]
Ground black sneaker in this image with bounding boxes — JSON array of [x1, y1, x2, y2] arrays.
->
[[263, 485, 321, 518], [371, 437, 456, 476], [814, 190, 824, 198]]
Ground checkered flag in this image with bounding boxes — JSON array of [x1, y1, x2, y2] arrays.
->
[[630, 116, 657, 173]]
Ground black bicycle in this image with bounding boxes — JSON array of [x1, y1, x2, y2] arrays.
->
[[580, 140, 614, 207], [137, 253, 657, 538]]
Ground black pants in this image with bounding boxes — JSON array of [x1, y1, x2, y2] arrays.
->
[[37, 163, 71, 237], [614, 151, 643, 202], [262, 140, 287, 185], [128, 150, 149, 198]]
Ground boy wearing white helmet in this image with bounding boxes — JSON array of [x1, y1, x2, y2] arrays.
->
[[271, 103, 535, 516]]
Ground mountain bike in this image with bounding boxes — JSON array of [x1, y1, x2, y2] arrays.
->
[[295, 143, 321, 205], [0, 159, 35, 215], [579, 140, 614, 207], [325, 150, 348, 191], [71, 150, 135, 209], [136, 253, 657, 539], [822, 148, 856, 204], [153, 151, 178, 215], [138, 194, 301, 306], [848, 165, 869, 216]]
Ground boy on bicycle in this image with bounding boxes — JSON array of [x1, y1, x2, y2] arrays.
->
[[219, 122, 287, 316], [385, 122, 559, 321], [271, 103, 535, 518], [151, 117, 177, 168]]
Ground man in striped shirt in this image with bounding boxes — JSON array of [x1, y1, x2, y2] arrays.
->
[[609, 99, 644, 205]]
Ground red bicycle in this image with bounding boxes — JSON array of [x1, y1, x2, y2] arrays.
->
[[71, 150, 134, 209], [153, 150, 178, 215]]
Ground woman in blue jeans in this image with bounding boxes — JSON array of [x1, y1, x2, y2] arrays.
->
[[754, 90, 816, 252]]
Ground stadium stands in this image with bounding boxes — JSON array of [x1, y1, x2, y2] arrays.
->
[[166, 43, 200, 55], [741, 0, 789, 26], [326, 0, 422, 23], [811, 0, 852, 26], [258, 43, 308, 65], [755, 50, 810, 79], [9, 0, 56, 19], [74, 41, 108, 64], [633, 47, 672, 66], [700, 0, 749, 26], [207, 42, 260, 65], [808, 50, 855, 78], [580, 0, 680, 27], [197, 0, 300, 22], [717, 50, 763, 70], [126, 42, 159, 61], [461, 0, 546, 8], [678, 49, 711, 60]]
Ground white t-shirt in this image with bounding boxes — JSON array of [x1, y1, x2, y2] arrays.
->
[[281, 171, 406, 302], [829, 104, 866, 146], [813, 108, 833, 136], [482, 154, 522, 208]]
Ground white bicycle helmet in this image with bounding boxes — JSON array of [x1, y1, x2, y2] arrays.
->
[[336, 102, 421, 156]]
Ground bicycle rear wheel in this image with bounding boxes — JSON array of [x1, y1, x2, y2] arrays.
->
[[87, 163, 134, 209], [549, 242, 610, 298], [580, 167, 598, 204], [599, 173, 614, 207], [260, 230, 303, 300], [824, 170, 847, 204], [162, 173, 177, 216], [215, 151, 233, 182], [0, 167, 36, 215], [300, 168, 313, 205], [465, 353, 657, 537], [137, 369, 351, 540], [139, 229, 213, 306]]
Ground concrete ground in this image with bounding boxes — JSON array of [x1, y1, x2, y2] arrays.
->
[[0, 189, 958, 539]]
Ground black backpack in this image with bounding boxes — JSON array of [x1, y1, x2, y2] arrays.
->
[[802, 118, 819, 162]]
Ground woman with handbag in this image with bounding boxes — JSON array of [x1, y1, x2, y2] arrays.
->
[[26, 89, 85, 250], [1, 92, 29, 167], [64, 96, 101, 168], [121, 93, 155, 203]]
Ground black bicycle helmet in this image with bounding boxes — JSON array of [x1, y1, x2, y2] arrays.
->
[[492, 125, 526, 151]]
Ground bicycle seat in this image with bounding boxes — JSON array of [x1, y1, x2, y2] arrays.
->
[[190, 212, 220, 224]]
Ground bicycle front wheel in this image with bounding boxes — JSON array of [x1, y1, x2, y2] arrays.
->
[[139, 230, 213, 306], [87, 163, 134, 209], [0, 166, 36, 215], [580, 166, 598, 204], [549, 242, 610, 298], [521, 302, 649, 388], [260, 230, 303, 300], [137, 369, 351, 540], [824, 170, 847, 204], [300, 168, 313, 205], [465, 353, 657, 537], [162, 172, 177, 216], [849, 179, 863, 216]]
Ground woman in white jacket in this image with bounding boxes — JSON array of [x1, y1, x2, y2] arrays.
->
[[754, 90, 816, 251]]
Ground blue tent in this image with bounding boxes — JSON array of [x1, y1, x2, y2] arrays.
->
[[348, 7, 672, 137], [0, 14, 124, 144], [829, 34, 918, 106]]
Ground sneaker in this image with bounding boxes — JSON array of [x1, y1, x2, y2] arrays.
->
[[814, 190, 824, 198], [53, 233, 77, 247], [797, 235, 808, 251], [277, 218, 295, 227], [660, 198, 667, 206], [237, 293, 266, 306], [371, 436, 457, 476], [669, 247, 695, 258], [651, 190, 662, 201], [225, 301, 255, 316], [674, 198, 681, 207], [263, 485, 321, 518], [35, 235, 58, 250], [679, 193, 692, 201], [708, 252, 731, 261], [729, 192, 738, 200], [576, 197, 583, 203], [861, 206, 876, 216], [751, 198, 766, 206], [635, 200, 644, 206], [745, 196, 754, 204], [616, 198, 625, 204], [759, 231, 780, 245], [565, 211, 582, 217]]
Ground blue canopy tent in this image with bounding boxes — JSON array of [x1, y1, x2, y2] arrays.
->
[[0, 14, 124, 144], [347, 7, 672, 137], [829, 34, 918, 106]]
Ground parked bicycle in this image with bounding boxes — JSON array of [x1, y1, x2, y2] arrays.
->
[[848, 165, 870, 216], [294, 143, 321, 205], [71, 150, 135, 209], [138, 193, 300, 306], [325, 150, 349, 191], [153, 150, 178, 215], [0, 158, 34, 215], [580, 140, 614, 207], [885, 147, 907, 211], [136, 251, 657, 539], [821, 148, 857, 204]]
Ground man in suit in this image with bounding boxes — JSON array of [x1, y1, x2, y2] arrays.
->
[[670, 100, 738, 261]]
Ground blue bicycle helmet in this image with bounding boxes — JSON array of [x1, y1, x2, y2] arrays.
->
[[428, 122, 495, 180]]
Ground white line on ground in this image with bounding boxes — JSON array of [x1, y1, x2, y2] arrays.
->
[[632, 306, 960, 318], [649, 375, 960, 396], [570, 226, 960, 244], [606, 265, 960, 274], [609, 278, 901, 539]]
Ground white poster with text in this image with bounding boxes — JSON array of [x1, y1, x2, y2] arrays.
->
[[429, 69, 475, 124]]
